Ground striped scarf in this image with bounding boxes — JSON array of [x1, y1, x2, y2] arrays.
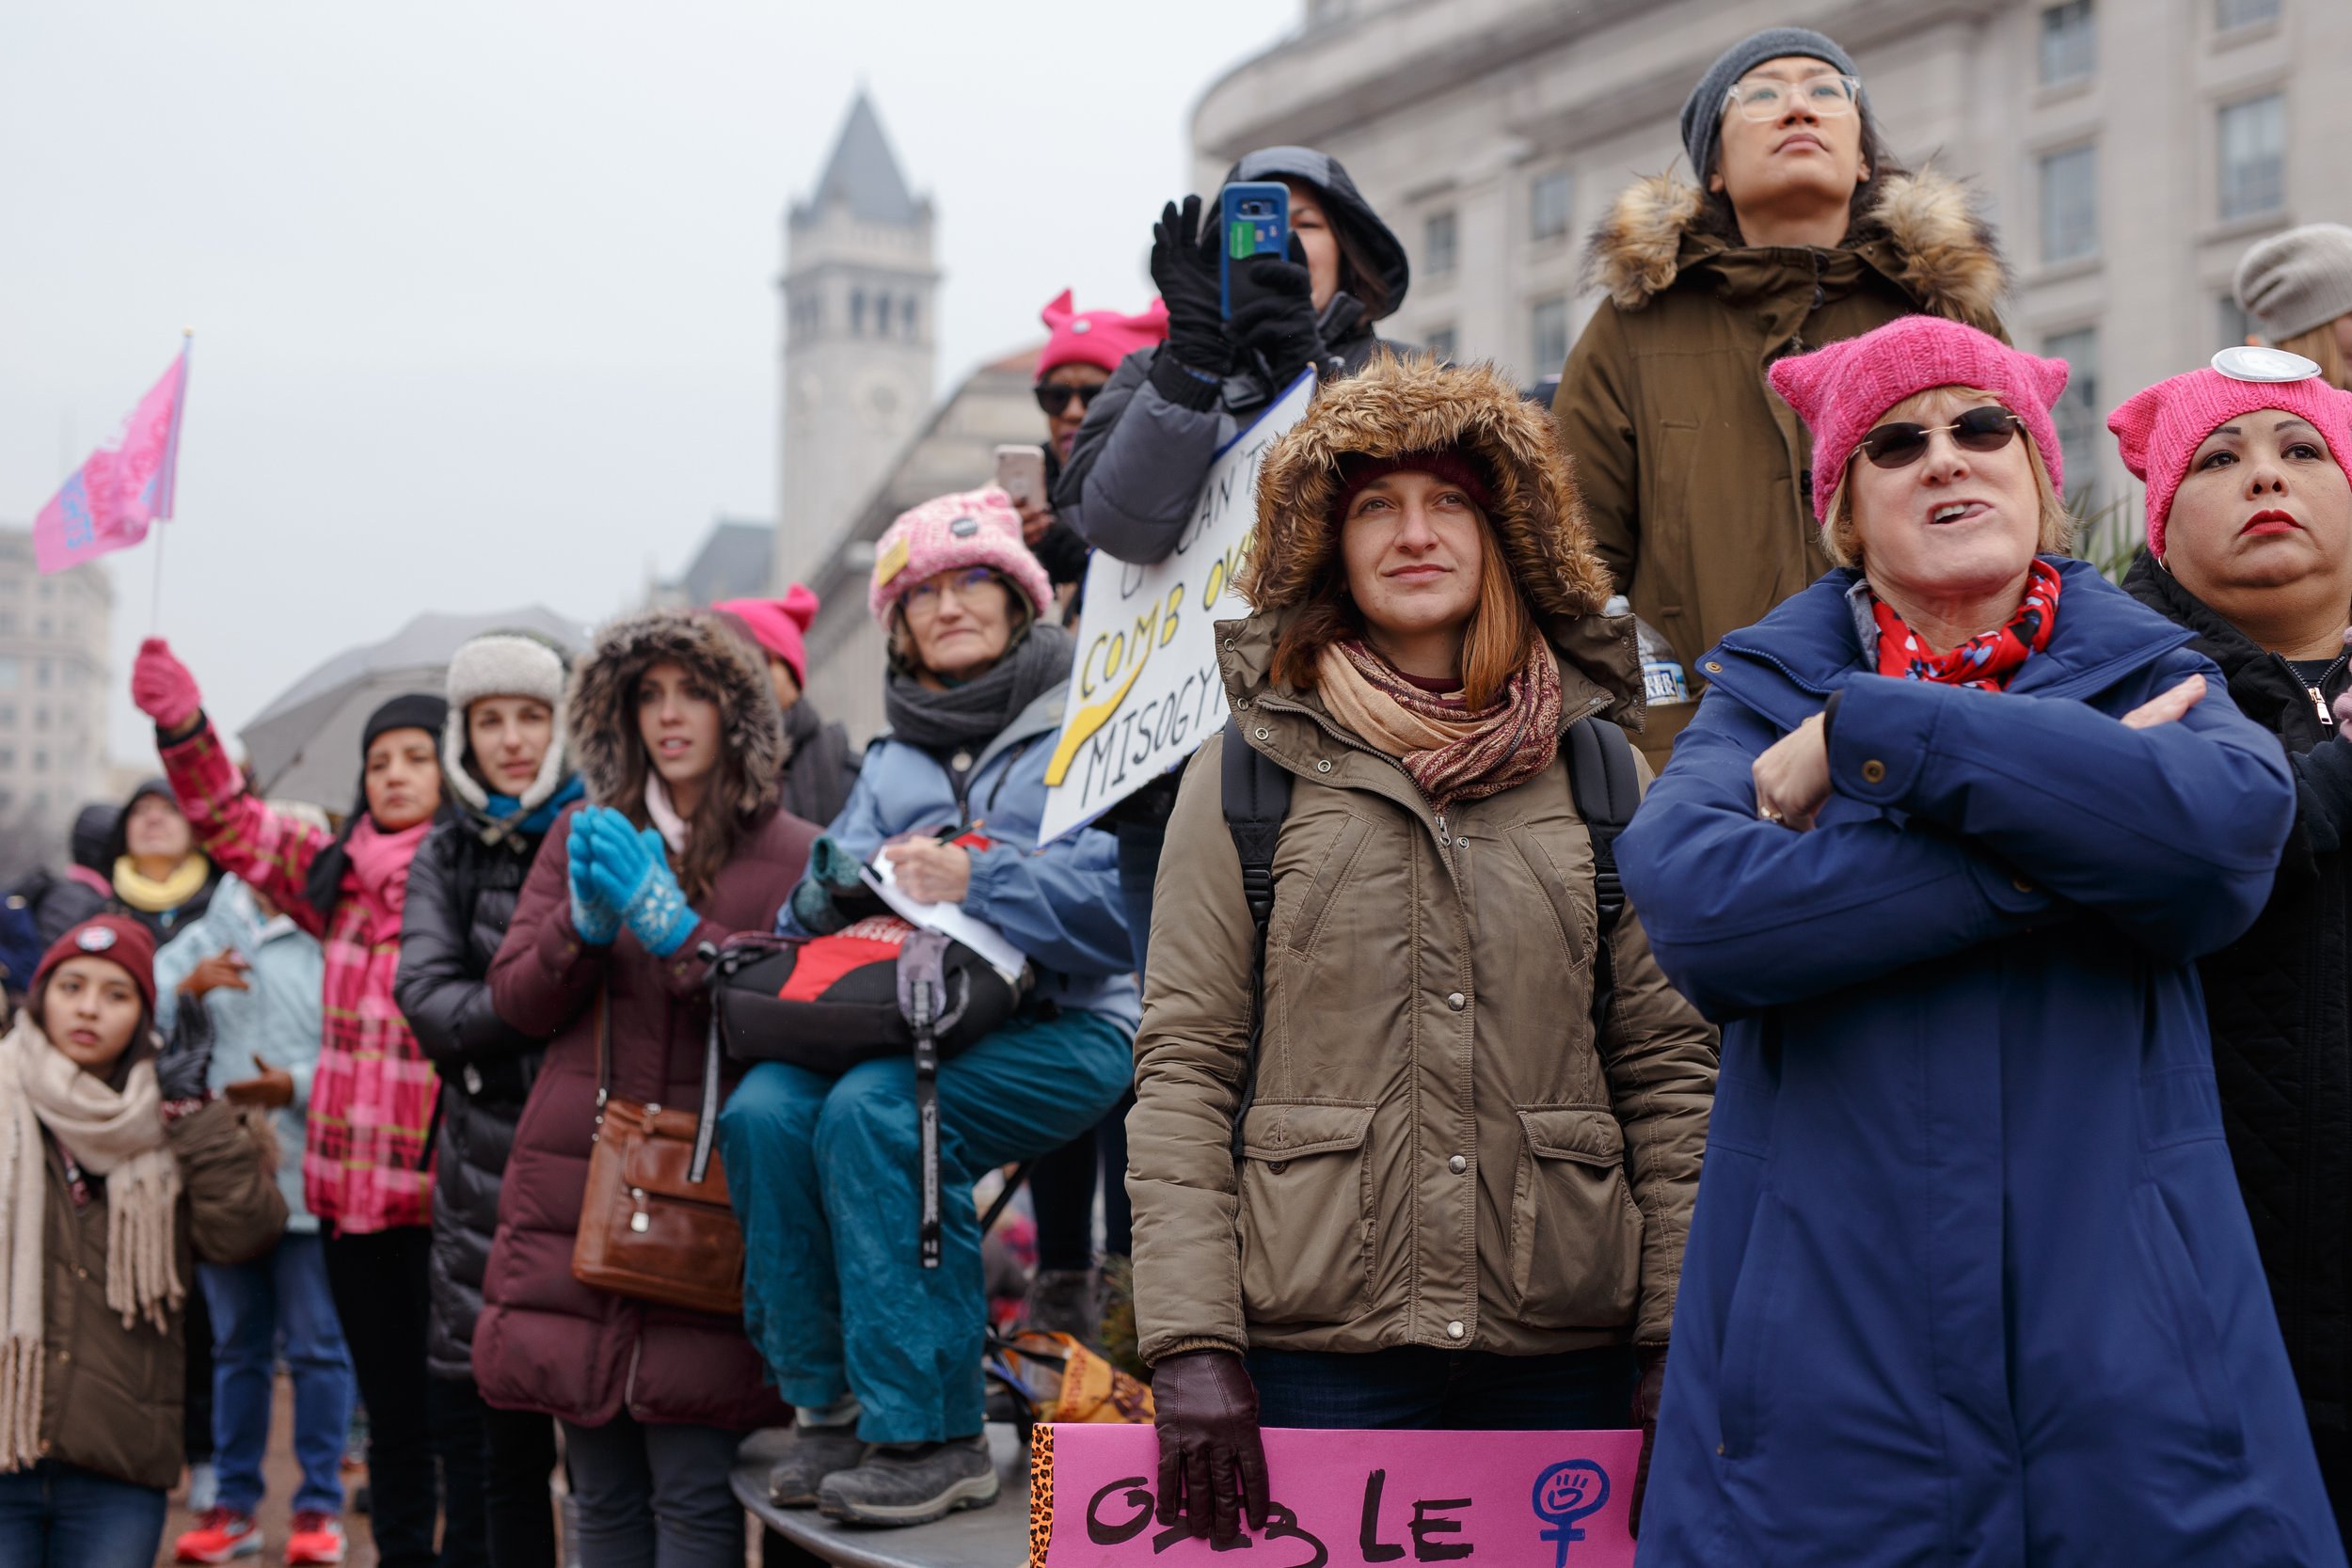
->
[[1314, 639, 1564, 811]]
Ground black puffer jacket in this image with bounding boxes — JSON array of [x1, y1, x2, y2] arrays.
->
[[778, 697, 859, 831], [2124, 554, 2352, 1491], [395, 800, 560, 1380]]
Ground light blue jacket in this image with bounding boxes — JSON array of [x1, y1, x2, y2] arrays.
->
[[783, 680, 1139, 1033], [156, 874, 326, 1232]]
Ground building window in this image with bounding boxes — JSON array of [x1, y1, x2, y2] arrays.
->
[[2039, 144, 2099, 263], [1530, 296, 1570, 377], [2217, 0, 2280, 27], [2044, 326, 2101, 505], [0, 749, 13, 770], [2218, 293, 2256, 349], [901, 298, 918, 340], [31, 750, 44, 775], [850, 289, 866, 336], [34, 660, 48, 689], [2217, 94, 2286, 221], [1424, 210, 1457, 279], [1529, 171, 1573, 242], [0, 658, 16, 689], [1425, 325, 1458, 362], [2040, 1, 2095, 85]]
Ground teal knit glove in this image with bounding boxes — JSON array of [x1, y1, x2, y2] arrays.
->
[[613, 826, 698, 958], [566, 811, 622, 945]]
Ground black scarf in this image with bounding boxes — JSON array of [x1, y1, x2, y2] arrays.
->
[[882, 623, 1073, 751]]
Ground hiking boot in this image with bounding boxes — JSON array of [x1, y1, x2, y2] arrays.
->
[[765, 1423, 872, 1508], [818, 1434, 998, 1527], [1022, 1268, 1102, 1341], [285, 1513, 347, 1565], [174, 1507, 260, 1563]]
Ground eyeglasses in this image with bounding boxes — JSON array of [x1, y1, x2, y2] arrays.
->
[[1034, 382, 1104, 417], [902, 567, 1001, 612], [1724, 72, 1863, 122], [1855, 406, 2024, 469]]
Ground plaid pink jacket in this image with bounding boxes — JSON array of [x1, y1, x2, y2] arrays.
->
[[162, 721, 437, 1233]]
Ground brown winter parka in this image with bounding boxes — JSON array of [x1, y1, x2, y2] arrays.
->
[[33, 1097, 285, 1490], [1551, 169, 2010, 677], [1128, 357, 1718, 1367]]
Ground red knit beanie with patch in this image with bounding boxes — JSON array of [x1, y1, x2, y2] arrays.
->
[[1329, 449, 1498, 527]]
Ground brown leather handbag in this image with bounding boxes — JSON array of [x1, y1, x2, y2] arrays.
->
[[571, 987, 745, 1317]]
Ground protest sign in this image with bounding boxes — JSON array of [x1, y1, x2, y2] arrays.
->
[[1027, 1423, 1641, 1568], [1037, 370, 1315, 842]]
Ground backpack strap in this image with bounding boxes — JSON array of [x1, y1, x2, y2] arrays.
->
[[1564, 716, 1642, 1032], [1220, 716, 1292, 1160]]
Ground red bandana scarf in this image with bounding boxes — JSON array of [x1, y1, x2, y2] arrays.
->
[[1872, 559, 2062, 692]]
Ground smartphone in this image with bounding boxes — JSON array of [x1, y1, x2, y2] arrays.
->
[[1219, 182, 1290, 320], [993, 445, 1048, 512]]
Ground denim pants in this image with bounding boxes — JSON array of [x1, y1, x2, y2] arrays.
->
[[721, 1007, 1133, 1444], [1246, 1344, 1637, 1431], [560, 1413, 743, 1568], [0, 1460, 168, 1568], [200, 1230, 355, 1518]]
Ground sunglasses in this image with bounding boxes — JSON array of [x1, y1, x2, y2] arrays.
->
[[1034, 382, 1104, 417], [1855, 406, 2023, 469]]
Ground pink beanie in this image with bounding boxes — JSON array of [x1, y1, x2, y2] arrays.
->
[[712, 584, 819, 688], [1036, 290, 1170, 379], [1769, 316, 2073, 522], [867, 486, 1054, 626], [2106, 365, 2352, 560]]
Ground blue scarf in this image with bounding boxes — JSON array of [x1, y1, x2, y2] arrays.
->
[[486, 775, 585, 837]]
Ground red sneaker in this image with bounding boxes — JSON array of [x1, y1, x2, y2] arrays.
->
[[285, 1512, 347, 1565], [174, 1508, 261, 1564]]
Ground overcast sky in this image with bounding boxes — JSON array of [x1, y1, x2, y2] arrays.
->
[[0, 2, 1295, 767]]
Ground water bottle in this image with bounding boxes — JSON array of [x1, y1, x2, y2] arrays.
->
[[1607, 594, 1692, 706]]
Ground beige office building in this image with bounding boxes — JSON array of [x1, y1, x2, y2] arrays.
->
[[1194, 0, 2352, 527], [0, 525, 113, 870]]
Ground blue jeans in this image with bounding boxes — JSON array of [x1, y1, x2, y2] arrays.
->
[[200, 1230, 355, 1517], [1246, 1345, 1637, 1431], [721, 1008, 1133, 1444], [0, 1460, 168, 1568]]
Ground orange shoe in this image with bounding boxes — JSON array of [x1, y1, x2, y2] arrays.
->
[[174, 1508, 261, 1563], [285, 1512, 347, 1565]]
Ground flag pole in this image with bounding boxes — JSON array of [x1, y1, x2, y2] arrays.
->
[[151, 329, 191, 634]]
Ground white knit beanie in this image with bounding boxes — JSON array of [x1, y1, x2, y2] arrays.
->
[[441, 633, 570, 814], [2235, 224, 2352, 343]]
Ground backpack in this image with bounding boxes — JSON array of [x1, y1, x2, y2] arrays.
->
[[1218, 710, 1641, 1150]]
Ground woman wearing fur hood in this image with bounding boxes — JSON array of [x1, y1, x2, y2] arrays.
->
[[473, 610, 818, 1568], [394, 631, 581, 1568], [1552, 27, 2009, 735], [1129, 357, 1717, 1545]]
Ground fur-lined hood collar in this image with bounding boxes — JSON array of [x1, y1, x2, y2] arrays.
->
[[565, 610, 782, 818], [1586, 167, 2005, 320], [1234, 355, 1640, 722]]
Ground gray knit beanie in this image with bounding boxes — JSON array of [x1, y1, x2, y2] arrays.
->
[[1680, 26, 1865, 186], [2234, 224, 2352, 343]]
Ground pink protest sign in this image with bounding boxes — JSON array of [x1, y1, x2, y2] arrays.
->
[[35, 343, 190, 574], [1028, 1424, 1641, 1568]]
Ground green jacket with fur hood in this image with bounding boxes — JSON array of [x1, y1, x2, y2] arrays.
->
[[1128, 357, 1718, 1365], [1552, 169, 2010, 675]]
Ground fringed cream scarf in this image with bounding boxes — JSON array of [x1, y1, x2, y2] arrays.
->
[[0, 1016, 181, 1472]]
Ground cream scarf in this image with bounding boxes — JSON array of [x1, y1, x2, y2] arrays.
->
[[0, 1017, 182, 1472]]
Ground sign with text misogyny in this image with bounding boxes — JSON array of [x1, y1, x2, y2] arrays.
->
[[1028, 1423, 1641, 1568], [1037, 370, 1315, 842]]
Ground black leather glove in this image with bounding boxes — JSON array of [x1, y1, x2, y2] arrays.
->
[[1629, 1344, 1667, 1538], [1226, 249, 1323, 388], [1152, 1348, 1270, 1546], [1149, 197, 1232, 384], [154, 992, 216, 1104]]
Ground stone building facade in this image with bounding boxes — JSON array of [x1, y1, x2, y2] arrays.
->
[[1193, 0, 2352, 519], [0, 525, 112, 870]]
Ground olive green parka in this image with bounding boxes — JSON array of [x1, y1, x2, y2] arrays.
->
[[1128, 357, 1718, 1366], [1552, 169, 2010, 676]]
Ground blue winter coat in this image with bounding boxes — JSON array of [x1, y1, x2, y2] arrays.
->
[[1616, 560, 2343, 1567], [783, 680, 1140, 1033]]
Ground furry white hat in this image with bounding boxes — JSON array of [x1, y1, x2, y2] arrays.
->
[[442, 633, 570, 816]]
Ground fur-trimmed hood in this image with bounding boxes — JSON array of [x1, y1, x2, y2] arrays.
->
[[1585, 167, 2006, 321], [564, 610, 782, 819], [1238, 355, 1639, 720]]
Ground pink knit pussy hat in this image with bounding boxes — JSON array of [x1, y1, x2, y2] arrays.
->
[[1038, 289, 1170, 379], [1768, 316, 2073, 522], [2106, 356, 2352, 560], [713, 585, 819, 688], [867, 486, 1054, 626]]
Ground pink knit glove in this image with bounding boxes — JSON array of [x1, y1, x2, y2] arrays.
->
[[132, 638, 203, 732], [2337, 633, 2352, 732]]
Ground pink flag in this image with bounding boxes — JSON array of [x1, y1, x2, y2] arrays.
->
[[34, 344, 190, 575]]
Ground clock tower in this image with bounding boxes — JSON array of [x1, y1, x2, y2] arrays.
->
[[776, 93, 938, 591]]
